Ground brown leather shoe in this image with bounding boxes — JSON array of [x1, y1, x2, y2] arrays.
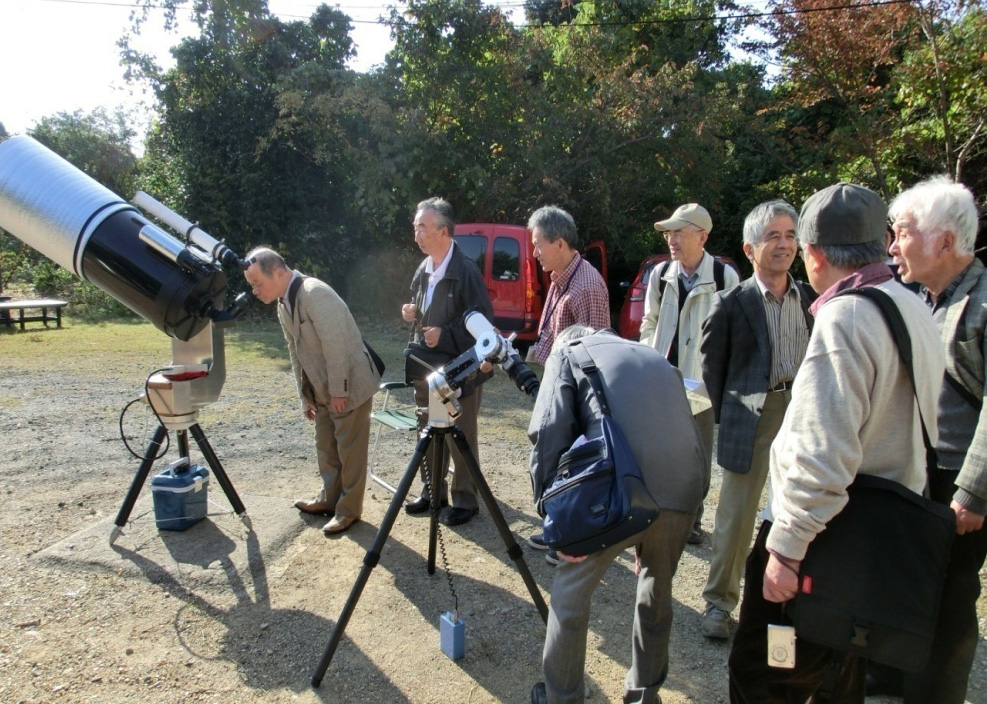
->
[[323, 515, 359, 534], [294, 499, 334, 515]]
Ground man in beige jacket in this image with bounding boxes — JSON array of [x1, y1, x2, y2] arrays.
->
[[245, 247, 380, 534]]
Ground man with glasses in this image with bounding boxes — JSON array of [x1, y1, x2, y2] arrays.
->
[[697, 201, 813, 640], [641, 203, 740, 544]]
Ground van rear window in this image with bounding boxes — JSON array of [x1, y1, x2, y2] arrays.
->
[[492, 237, 520, 281], [455, 235, 486, 273]]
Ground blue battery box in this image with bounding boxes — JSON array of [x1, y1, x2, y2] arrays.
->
[[440, 611, 465, 660], [151, 459, 210, 531]]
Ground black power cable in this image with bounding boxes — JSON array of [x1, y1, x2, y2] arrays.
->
[[117, 367, 172, 461]]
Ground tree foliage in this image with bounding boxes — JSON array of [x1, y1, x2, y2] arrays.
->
[[895, 1, 987, 192], [11, 0, 977, 311]]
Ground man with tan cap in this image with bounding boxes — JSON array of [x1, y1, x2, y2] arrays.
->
[[728, 183, 943, 702], [641, 202, 739, 543]]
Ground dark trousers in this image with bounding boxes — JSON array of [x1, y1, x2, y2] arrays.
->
[[728, 521, 866, 704], [883, 469, 987, 704]]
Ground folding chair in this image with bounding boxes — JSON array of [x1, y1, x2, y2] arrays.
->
[[367, 380, 419, 493]]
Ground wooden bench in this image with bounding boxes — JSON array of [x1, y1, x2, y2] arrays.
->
[[0, 298, 69, 330]]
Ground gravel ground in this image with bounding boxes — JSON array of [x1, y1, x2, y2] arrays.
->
[[0, 319, 984, 704]]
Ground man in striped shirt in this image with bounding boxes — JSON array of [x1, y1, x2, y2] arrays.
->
[[698, 200, 813, 640], [525, 205, 611, 566]]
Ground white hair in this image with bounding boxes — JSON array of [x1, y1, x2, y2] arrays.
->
[[889, 176, 979, 256]]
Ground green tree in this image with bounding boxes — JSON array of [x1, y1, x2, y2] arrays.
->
[[895, 1, 987, 193], [124, 1, 363, 288], [30, 108, 138, 199], [754, 0, 918, 198]]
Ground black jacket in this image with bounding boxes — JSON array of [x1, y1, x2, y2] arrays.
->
[[409, 242, 494, 391]]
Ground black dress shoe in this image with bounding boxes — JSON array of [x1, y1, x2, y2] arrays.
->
[[404, 495, 448, 515], [530, 682, 547, 704], [440, 506, 479, 526]]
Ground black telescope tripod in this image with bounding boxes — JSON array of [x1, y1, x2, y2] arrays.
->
[[110, 420, 251, 545], [311, 415, 549, 687], [109, 339, 251, 546]]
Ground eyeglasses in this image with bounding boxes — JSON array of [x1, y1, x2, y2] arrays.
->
[[662, 227, 702, 241]]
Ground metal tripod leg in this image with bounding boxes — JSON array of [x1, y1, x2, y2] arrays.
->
[[110, 423, 168, 545], [311, 424, 549, 687], [188, 422, 250, 529], [311, 428, 435, 687], [448, 426, 549, 622]]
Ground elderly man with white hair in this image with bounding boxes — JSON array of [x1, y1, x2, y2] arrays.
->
[[879, 175, 987, 704]]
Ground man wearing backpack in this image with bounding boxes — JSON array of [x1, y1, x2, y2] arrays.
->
[[640, 203, 740, 543], [528, 327, 704, 704]]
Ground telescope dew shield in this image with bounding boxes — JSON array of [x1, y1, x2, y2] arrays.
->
[[0, 136, 227, 341]]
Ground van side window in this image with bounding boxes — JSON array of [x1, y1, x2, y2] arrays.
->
[[455, 235, 487, 274], [492, 236, 520, 281]]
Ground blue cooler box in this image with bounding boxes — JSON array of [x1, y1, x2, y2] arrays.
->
[[151, 460, 210, 531]]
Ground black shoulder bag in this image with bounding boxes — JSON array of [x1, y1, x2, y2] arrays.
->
[[539, 341, 661, 557], [789, 287, 956, 672]]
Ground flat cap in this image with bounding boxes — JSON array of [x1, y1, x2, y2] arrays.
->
[[798, 183, 887, 246]]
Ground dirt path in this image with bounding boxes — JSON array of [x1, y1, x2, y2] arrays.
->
[[1, 320, 984, 703]]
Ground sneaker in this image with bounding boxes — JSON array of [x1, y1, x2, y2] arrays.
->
[[545, 549, 561, 566], [527, 533, 549, 550], [688, 526, 704, 545], [701, 604, 731, 640]]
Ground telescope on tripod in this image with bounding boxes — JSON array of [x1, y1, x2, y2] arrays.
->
[[312, 310, 547, 686], [0, 135, 252, 543]]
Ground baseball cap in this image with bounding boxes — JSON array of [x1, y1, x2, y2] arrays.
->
[[653, 203, 713, 234], [798, 183, 887, 246]]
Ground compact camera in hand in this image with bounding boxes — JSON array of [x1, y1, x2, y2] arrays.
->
[[767, 624, 796, 669]]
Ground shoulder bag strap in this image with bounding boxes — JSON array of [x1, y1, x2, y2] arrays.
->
[[834, 287, 938, 478], [568, 341, 613, 418], [286, 274, 307, 313]]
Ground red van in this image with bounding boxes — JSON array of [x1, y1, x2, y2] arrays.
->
[[454, 223, 607, 347]]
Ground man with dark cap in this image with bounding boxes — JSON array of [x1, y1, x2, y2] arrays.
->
[[641, 202, 739, 544], [727, 184, 944, 703]]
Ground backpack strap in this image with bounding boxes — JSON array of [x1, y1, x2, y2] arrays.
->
[[713, 257, 725, 292], [656, 260, 671, 298]]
